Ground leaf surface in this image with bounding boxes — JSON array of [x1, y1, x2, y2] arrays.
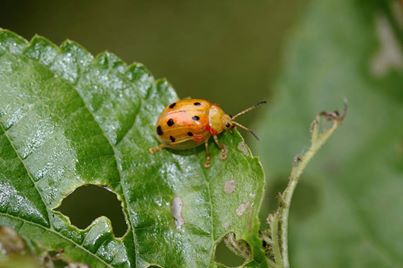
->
[[0, 29, 267, 268]]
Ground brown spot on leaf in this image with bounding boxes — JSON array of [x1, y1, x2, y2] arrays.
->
[[224, 180, 236, 194], [171, 197, 184, 228]]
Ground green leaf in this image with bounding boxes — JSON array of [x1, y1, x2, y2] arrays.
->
[[255, 0, 403, 267], [0, 29, 267, 267]]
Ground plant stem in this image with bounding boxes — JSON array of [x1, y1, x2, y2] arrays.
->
[[270, 101, 347, 268], [270, 214, 283, 267]]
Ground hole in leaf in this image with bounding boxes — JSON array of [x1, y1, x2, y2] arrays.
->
[[215, 233, 249, 267], [57, 185, 127, 237]]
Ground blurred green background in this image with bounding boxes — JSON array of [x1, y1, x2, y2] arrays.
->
[[2, 0, 307, 120], [1, 0, 402, 267]]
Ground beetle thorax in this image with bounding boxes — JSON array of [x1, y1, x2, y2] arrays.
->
[[208, 104, 230, 135]]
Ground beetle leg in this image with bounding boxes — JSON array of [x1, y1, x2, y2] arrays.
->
[[204, 139, 211, 168], [213, 135, 228, 160], [149, 144, 165, 154]]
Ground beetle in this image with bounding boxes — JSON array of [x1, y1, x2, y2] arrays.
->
[[149, 98, 265, 168]]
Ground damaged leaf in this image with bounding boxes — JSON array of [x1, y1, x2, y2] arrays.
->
[[0, 29, 267, 267]]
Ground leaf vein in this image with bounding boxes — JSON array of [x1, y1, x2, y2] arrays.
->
[[0, 122, 50, 227]]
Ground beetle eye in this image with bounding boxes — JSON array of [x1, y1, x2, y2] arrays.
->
[[226, 123, 231, 128]]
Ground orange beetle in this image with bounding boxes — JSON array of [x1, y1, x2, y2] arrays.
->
[[149, 98, 265, 167]]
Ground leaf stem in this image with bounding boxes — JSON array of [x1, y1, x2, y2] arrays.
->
[[267, 101, 347, 268], [270, 213, 283, 267]]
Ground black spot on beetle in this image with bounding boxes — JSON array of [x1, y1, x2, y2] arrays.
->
[[194, 102, 201, 106], [169, 102, 176, 108], [157, 126, 163, 135], [187, 132, 193, 136], [192, 115, 200, 121], [170, 136, 176, 142], [167, 118, 174, 126]]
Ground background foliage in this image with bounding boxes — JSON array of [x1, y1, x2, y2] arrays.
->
[[256, 0, 403, 267]]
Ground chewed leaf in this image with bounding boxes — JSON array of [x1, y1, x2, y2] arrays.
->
[[0, 29, 267, 267]]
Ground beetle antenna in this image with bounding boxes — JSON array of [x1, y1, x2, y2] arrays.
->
[[232, 122, 260, 140], [231, 100, 267, 120]]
